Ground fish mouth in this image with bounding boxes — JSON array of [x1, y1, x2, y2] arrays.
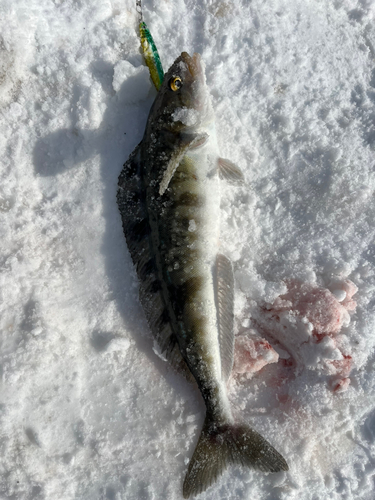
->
[[180, 52, 204, 81], [178, 51, 207, 114]]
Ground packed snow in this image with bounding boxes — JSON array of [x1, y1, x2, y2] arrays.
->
[[1, 0, 375, 499]]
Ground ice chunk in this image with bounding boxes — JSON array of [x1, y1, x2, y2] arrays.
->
[[328, 279, 358, 312], [233, 331, 279, 375]]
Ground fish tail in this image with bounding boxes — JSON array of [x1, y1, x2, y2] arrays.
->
[[183, 415, 288, 498]]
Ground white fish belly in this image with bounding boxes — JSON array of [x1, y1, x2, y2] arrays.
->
[[184, 143, 232, 420]]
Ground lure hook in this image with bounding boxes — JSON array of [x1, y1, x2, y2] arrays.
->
[[136, 0, 143, 23]]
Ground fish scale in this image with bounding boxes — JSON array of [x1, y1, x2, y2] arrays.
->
[[159, 157, 219, 357]]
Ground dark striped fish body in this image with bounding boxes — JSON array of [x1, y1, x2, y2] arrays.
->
[[117, 52, 288, 498], [156, 152, 231, 419]]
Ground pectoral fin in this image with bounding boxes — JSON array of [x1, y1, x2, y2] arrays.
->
[[159, 133, 208, 196], [218, 157, 244, 184]]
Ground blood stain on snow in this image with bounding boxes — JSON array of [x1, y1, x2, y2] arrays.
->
[[235, 279, 358, 393]]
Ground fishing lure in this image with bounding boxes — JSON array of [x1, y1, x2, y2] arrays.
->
[[136, 0, 164, 91]]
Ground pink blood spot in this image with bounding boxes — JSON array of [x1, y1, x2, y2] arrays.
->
[[327, 354, 352, 378], [332, 377, 351, 393], [273, 280, 350, 336], [281, 358, 294, 368], [277, 394, 289, 405], [233, 333, 279, 375]]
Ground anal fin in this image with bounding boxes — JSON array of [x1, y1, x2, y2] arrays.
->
[[215, 254, 235, 382]]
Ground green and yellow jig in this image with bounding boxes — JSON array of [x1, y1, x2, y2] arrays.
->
[[136, 0, 164, 91]]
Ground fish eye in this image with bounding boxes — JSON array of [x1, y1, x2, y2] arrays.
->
[[169, 76, 182, 91]]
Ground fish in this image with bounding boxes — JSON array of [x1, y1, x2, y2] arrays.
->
[[117, 51, 288, 498]]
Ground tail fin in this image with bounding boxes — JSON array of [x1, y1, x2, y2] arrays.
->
[[183, 416, 288, 498]]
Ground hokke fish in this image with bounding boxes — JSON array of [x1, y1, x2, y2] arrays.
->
[[117, 52, 288, 498]]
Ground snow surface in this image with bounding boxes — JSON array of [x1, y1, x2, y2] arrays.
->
[[1, 0, 375, 499]]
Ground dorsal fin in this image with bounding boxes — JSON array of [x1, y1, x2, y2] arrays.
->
[[215, 254, 235, 381]]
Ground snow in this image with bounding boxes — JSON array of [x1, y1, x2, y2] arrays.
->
[[113, 60, 151, 103], [1, 0, 375, 499], [172, 106, 201, 126]]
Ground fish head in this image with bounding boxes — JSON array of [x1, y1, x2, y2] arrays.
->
[[151, 52, 213, 133]]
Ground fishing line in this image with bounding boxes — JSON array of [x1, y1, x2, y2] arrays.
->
[[136, 0, 164, 91]]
